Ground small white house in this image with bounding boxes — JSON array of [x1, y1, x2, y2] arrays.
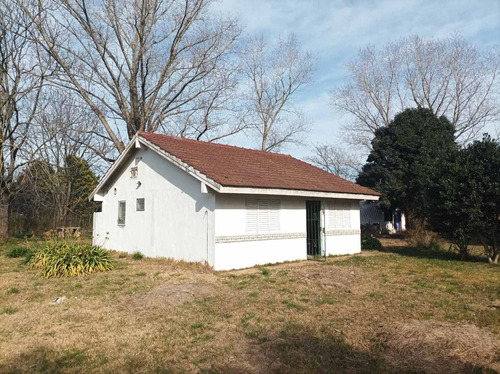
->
[[90, 132, 380, 270]]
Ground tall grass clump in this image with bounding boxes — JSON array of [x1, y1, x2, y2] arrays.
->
[[30, 243, 113, 278], [5, 246, 32, 258]]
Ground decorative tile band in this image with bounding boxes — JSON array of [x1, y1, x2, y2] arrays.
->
[[215, 232, 306, 243], [215, 230, 361, 243], [325, 229, 361, 236]]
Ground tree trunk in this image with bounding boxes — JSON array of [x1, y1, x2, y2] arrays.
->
[[0, 190, 9, 242]]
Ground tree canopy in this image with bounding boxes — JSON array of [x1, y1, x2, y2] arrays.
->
[[357, 107, 457, 221], [426, 136, 500, 262]]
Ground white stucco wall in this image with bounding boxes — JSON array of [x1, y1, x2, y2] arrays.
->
[[93, 147, 365, 270], [213, 195, 362, 270], [324, 201, 361, 256], [325, 234, 361, 256], [93, 147, 215, 265]]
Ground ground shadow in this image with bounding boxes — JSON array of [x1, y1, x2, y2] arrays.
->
[[0, 347, 89, 374], [212, 325, 498, 374], [368, 243, 486, 263]]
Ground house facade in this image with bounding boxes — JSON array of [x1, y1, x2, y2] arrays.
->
[[91, 132, 379, 270]]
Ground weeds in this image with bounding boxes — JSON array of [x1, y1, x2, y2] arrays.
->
[[1, 306, 18, 315], [132, 252, 144, 260], [6, 286, 19, 294], [5, 246, 32, 258]]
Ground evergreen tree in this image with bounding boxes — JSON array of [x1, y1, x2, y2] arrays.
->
[[357, 108, 457, 223], [427, 136, 500, 262]]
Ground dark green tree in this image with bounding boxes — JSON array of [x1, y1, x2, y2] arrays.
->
[[357, 108, 457, 223], [427, 136, 500, 263]]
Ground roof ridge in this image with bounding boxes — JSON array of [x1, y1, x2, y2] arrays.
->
[[138, 131, 294, 159]]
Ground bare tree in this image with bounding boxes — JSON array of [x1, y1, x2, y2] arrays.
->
[[13, 90, 111, 231], [242, 34, 312, 151], [19, 0, 242, 153], [0, 0, 48, 241], [169, 66, 247, 142], [332, 35, 500, 148], [306, 143, 361, 181]]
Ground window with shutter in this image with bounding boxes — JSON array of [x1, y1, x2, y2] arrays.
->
[[328, 200, 352, 229], [246, 199, 280, 234]]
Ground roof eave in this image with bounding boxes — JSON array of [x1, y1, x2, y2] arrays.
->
[[217, 186, 380, 200], [89, 134, 222, 201], [88, 135, 138, 201]]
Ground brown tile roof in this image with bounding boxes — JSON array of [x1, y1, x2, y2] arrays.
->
[[139, 132, 380, 196]]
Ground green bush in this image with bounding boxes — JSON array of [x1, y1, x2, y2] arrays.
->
[[406, 222, 444, 253], [12, 231, 33, 239], [361, 236, 383, 251], [132, 252, 144, 260], [29, 243, 114, 278], [5, 247, 32, 258]]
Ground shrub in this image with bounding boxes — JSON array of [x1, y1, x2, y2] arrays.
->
[[5, 247, 32, 258], [12, 231, 33, 239], [132, 252, 144, 260], [406, 221, 444, 253], [361, 236, 383, 251], [29, 242, 113, 278]]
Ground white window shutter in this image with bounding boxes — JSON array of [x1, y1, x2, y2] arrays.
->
[[328, 200, 352, 229], [246, 199, 280, 234], [268, 200, 280, 232], [246, 199, 259, 234], [342, 201, 351, 228]]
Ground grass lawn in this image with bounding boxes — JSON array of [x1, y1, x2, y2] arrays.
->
[[0, 238, 499, 373]]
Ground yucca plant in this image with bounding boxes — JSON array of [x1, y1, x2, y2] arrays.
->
[[29, 243, 114, 278]]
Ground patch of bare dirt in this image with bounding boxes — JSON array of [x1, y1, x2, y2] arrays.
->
[[121, 282, 216, 311], [296, 266, 361, 294], [377, 320, 500, 373]]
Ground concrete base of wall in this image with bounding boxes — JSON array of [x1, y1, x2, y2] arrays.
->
[[214, 238, 307, 271]]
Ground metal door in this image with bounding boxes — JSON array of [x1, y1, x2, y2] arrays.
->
[[306, 200, 322, 256]]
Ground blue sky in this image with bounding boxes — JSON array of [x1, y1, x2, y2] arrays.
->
[[214, 0, 500, 159]]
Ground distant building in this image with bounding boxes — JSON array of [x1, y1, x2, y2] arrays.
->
[[360, 202, 406, 234]]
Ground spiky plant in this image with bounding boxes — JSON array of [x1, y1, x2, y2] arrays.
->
[[30, 243, 113, 278]]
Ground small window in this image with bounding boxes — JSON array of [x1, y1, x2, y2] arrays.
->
[[130, 167, 138, 178], [136, 198, 145, 211], [118, 201, 126, 225]]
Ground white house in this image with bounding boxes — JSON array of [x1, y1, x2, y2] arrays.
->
[[90, 132, 380, 270], [360, 202, 406, 234]]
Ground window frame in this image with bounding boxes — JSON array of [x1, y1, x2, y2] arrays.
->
[[136, 198, 145, 212], [117, 200, 126, 225]]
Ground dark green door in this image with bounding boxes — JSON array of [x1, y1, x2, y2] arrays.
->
[[306, 201, 322, 256]]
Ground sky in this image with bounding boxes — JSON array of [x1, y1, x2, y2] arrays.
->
[[212, 0, 500, 160]]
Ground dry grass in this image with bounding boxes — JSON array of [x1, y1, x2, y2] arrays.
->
[[0, 237, 499, 373]]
